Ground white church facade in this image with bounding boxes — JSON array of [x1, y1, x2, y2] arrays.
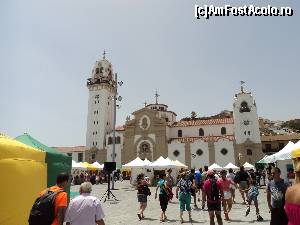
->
[[85, 56, 263, 168]]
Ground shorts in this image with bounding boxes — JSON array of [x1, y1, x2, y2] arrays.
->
[[179, 192, 191, 211], [137, 194, 147, 203], [224, 191, 232, 200], [159, 194, 168, 212], [239, 181, 248, 190], [207, 202, 221, 211], [248, 195, 258, 203], [191, 188, 196, 196]]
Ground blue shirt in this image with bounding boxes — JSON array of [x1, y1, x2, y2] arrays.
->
[[158, 179, 166, 195]]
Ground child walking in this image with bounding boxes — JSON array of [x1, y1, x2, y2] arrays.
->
[[245, 179, 263, 221]]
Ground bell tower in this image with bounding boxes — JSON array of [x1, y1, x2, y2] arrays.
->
[[233, 82, 262, 164], [86, 52, 115, 150]]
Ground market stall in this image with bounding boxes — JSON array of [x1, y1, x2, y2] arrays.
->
[[0, 133, 47, 225]]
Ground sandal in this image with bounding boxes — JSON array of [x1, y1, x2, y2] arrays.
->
[[137, 214, 142, 220]]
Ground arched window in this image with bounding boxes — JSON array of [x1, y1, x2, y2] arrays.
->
[[247, 149, 253, 156], [108, 137, 113, 145], [199, 128, 204, 136], [178, 130, 182, 137], [95, 68, 99, 74], [221, 127, 227, 135], [116, 136, 121, 144], [221, 148, 228, 155], [173, 150, 180, 157], [240, 101, 250, 113]]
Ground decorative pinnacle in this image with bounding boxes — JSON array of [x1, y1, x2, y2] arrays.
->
[[103, 50, 106, 59]]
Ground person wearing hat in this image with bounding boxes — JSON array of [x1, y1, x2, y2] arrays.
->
[[203, 170, 224, 225]]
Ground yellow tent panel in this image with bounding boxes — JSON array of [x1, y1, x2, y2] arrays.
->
[[292, 146, 300, 159], [0, 135, 47, 225]]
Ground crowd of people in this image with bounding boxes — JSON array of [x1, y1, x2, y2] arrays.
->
[[27, 163, 300, 225], [135, 164, 300, 225]]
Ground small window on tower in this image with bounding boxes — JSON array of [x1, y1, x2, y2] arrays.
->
[[96, 68, 99, 74], [221, 127, 226, 135], [95, 101, 96, 104], [199, 128, 204, 136], [108, 102, 109, 105], [95, 142, 97, 145], [92, 153, 96, 160], [97, 121, 98, 124], [178, 130, 183, 137], [248, 131, 251, 135], [94, 121, 95, 124], [96, 131, 97, 135], [107, 122, 109, 125], [98, 100, 99, 103]]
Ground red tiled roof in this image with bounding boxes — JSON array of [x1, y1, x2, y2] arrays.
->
[[54, 146, 88, 153], [261, 134, 300, 142], [169, 135, 235, 143], [171, 118, 234, 127]]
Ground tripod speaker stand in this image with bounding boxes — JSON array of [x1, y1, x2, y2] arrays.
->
[[100, 162, 118, 202]]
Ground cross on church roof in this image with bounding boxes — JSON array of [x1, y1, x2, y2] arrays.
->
[[155, 90, 160, 104], [103, 50, 106, 59], [240, 80, 245, 93]]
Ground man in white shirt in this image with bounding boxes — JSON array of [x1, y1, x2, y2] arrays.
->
[[65, 182, 105, 225]]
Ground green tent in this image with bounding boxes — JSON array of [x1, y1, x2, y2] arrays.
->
[[15, 133, 72, 188]]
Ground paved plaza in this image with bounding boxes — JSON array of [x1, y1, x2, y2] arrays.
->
[[70, 180, 271, 225]]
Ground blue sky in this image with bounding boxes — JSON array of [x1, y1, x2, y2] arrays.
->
[[0, 0, 299, 146]]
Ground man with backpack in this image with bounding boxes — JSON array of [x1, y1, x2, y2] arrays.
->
[[203, 170, 224, 225], [29, 172, 69, 225]]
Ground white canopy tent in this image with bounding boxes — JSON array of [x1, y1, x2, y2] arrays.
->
[[173, 160, 188, 168], [264, 141, 295, 163], [147, 156, 177, 169], [224, 163, 239, 170], [243, 162, 255, 170], [71, 161, 86, 170], [92, 161, 104, 169], [208, 163, 223, 171], [122, 157, 150, 169]]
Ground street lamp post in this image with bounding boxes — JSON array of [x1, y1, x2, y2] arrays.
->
[[111, 73, 122, 190]]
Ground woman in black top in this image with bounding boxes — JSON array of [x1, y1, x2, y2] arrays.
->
[[136, 173, 150, 220]]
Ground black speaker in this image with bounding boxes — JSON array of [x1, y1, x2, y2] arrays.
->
[[104, 162, 116, 174]]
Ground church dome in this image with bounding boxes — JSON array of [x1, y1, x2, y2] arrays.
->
[[87, 52, 114, 87], [91, 57, 113, 80]]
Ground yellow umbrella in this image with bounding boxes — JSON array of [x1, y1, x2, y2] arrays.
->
[[0, 133, 47, 225]]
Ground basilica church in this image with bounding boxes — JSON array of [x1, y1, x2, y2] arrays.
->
[[85, 55, 263, 168]]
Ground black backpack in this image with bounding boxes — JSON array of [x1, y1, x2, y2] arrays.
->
[[210, 179, 220, 201], [28, 189, 63, 225]]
